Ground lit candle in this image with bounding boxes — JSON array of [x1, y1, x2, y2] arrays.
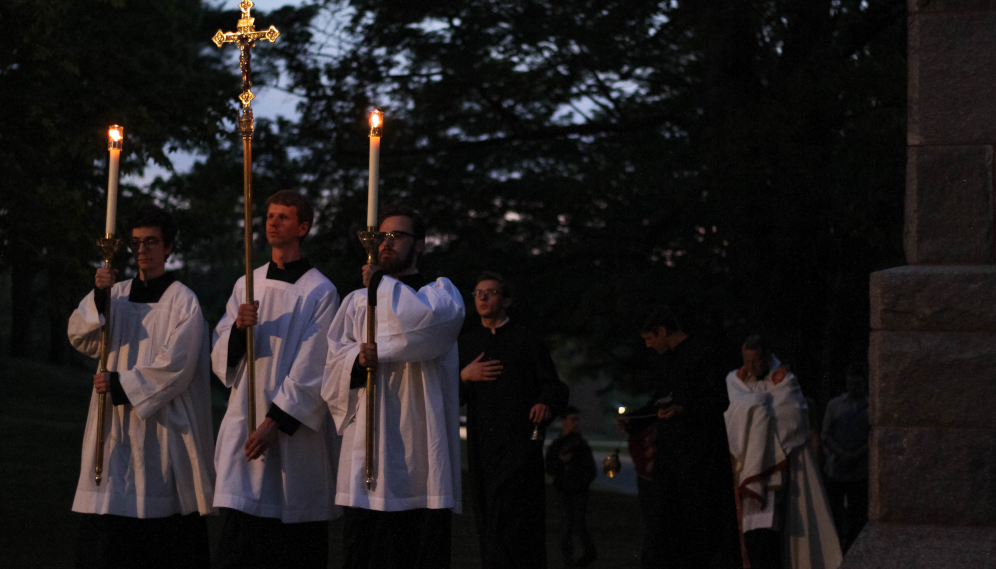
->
[[106, 125, 124, 236], [367, 110, 383, 228]]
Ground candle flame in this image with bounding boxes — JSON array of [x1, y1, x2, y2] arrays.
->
[[618, 406, 626, 415], [107, 125, 124, 150], [370, 110, 382, 129]]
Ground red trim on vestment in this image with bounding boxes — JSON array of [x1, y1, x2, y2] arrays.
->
[[738, 458, 788, 509]]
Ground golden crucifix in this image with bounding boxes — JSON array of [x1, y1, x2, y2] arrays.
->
[[212, 0, 279, 436]]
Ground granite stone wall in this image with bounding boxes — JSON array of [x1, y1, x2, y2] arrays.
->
[[842, 2, 996, 566]]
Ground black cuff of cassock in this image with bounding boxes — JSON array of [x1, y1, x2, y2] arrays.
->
[[266, 403, 301, 436], [109, 372, 130, 406], [93, 288, 109, 314], [227, 326, 248, 368], [349, 356, 367, 390]]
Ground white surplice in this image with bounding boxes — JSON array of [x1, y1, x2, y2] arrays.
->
[[725, 357, 842, 569], [67, 280, 216, 517], [211, 264, 341, 523], [322, 275, 465, 513]]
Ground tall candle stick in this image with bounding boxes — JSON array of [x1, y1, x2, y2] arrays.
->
[[106, 125, 124, 236], [360, 108, 385, 491], [367, 110, 383, 228], [94, 124, 124, 485]]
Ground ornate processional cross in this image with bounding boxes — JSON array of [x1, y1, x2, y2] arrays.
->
[[212, 0, 280, 116], [212, 0, 279, 436]]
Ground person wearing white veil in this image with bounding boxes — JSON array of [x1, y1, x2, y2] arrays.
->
[[725, 335, 842, 569]]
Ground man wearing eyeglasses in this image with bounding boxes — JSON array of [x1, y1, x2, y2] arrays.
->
[[68, 205, 215, 568], [458, 271, 569, 569], [211, 190, 341, 569], [323, 204, 465, 569]]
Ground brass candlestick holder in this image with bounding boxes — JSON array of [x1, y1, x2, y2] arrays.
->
[[93, 235, 121, 485], [358, 228, 385, 490]]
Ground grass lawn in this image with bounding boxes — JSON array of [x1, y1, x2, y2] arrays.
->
[[1, 357, 644, 568]]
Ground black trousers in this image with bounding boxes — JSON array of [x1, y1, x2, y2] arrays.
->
[[558, 490, 596, 564], [473, 454, 547, 569], [825, 477, 868, 553], [342, 506, 452, 569], [744, 528, 783, 569], [637, 477, 664, 569], [215, 508, 329, 569], [75, 512, 209, 569], [642, 480, 741, 569]]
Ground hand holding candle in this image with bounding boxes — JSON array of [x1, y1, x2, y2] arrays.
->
[[105, 125, 124, 236]]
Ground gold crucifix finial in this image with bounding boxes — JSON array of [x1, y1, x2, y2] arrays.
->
[[212, 0, 280, 114]]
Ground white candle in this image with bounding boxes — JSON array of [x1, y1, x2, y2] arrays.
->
[[367, 110, 383, 228], [106, 125, 124, 236]]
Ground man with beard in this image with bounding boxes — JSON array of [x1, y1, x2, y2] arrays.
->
[[323, 205, 465, 568], [212, 190, 341, 569], [630, 305, 741, 569], [459, 271, 568, 569]]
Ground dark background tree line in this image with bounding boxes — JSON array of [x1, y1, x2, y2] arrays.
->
[[0, 0, 906, 410]]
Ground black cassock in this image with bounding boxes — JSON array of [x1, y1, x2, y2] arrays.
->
[[459, 320, 569, 569], [632, 335, 742, 569]]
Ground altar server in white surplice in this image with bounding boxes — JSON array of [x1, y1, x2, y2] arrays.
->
[[211, 191, 341, 569], [725, 335, 842, 569], [323, 205, 465, 569], [68, 205, 215, 569]]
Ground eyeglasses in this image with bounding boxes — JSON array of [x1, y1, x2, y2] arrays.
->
[[382, 230, 416, 242], [472, 289, 502, 299], [129, 237, 162, 250]]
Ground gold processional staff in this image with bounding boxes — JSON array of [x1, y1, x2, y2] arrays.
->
[[94, 125, 124, 485], [212, 0, 279, 436], [359, 111, 385, 490]]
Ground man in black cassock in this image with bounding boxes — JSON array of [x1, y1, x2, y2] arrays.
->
[[630, 305, 741, 569], [459, 271, 569, 569]]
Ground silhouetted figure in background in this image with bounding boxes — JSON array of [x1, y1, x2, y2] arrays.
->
[[630, 305, 741, 569], [822, 362, 869, 553], [546, 406, 597, 568]]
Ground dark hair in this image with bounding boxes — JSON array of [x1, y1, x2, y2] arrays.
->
[[742, 335, 769, 355], [846, 362, 868, 380], [127, 205, 178, 248], [476, 271, 512, 298], [379, 204, 426, 240], [564, 405, 580, 417], [265, 190, 315, 235], [635, 304, 682, 333]]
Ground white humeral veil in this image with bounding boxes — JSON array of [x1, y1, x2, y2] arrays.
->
[[725, 358, 842, 569]]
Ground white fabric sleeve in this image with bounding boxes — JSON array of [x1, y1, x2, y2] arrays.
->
[[272, 286, 341, 432], [323, 293, 363, 435], [374, 277, 466, 365], [210, 279, 244, 388], [67, 290, 106, 359], [769, 374, 810, 452], [118, 295, 209, 421]]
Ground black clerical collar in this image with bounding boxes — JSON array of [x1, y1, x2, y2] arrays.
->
[[266, 258, 313, 284], [129, 272, 176, 304], [397, 272, 430, 290]]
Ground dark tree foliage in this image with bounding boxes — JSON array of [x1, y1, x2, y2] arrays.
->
[[0, 0, 238, 361], [63, 0, 906, 408], [228, 0, 905, 403]]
